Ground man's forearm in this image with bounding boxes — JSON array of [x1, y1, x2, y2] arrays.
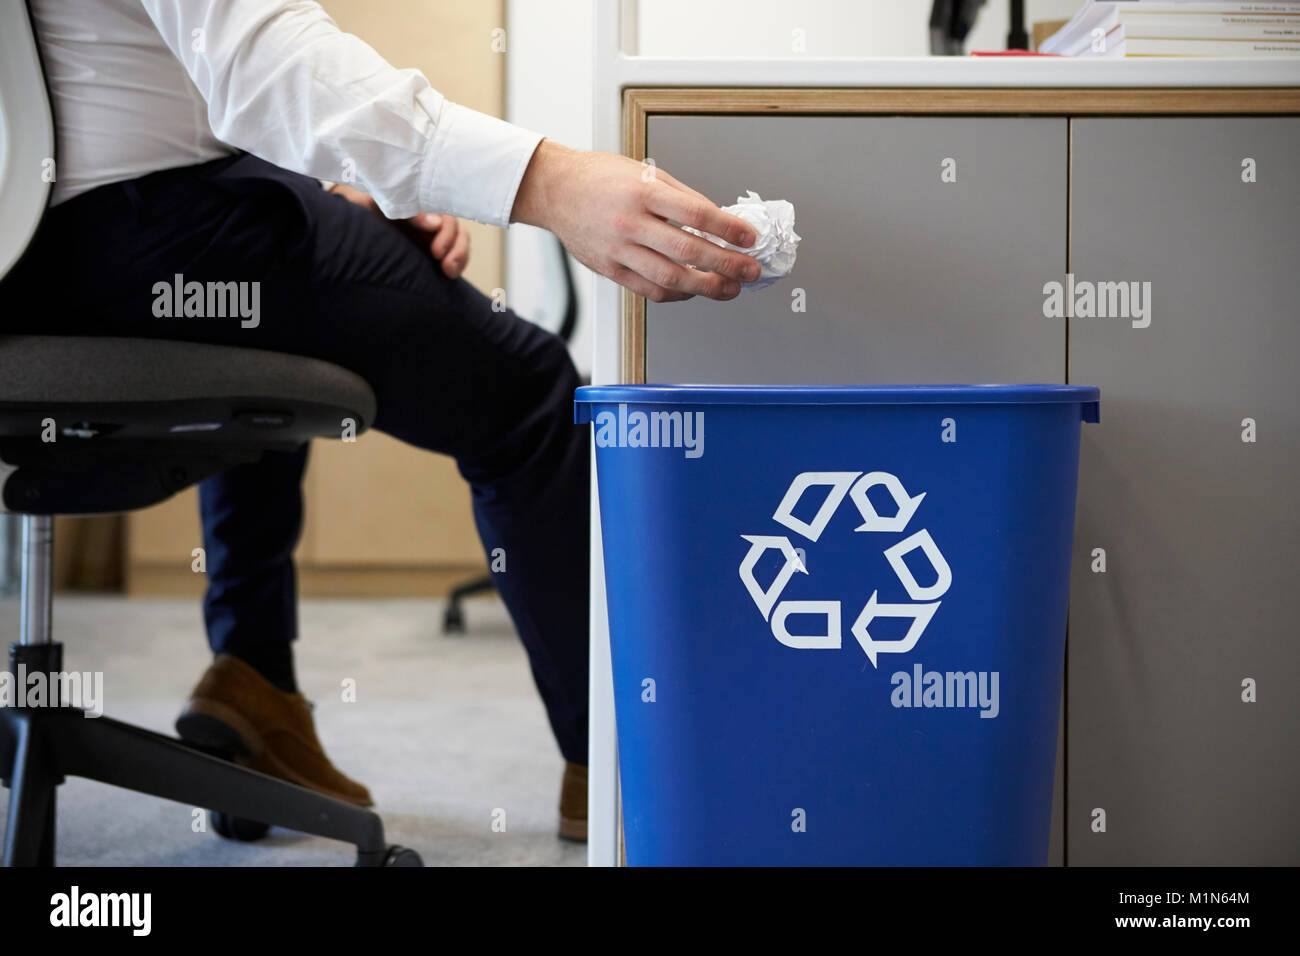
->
[[511, 139, 571, 231]]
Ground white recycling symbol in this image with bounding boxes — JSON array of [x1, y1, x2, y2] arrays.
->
[[739, 470, 952, 667]]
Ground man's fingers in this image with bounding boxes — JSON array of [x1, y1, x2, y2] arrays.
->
[[618, 244, 741, 302], [606, 263, 693, 304], [644, 186, 756, 249], [638, 218, 760, 282], [430, 217, 458, 260], [442, 229, 470, 278]]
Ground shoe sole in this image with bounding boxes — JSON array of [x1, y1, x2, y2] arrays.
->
[[177, 698, 374, 808], [176, 698, 261, 758]]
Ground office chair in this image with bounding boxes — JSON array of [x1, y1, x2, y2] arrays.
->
[[928, 0, 1028, 54], [0, 0, 419, 866], [442, 233, 579, 634]]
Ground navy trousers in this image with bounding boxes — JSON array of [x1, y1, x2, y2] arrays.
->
[[2, 154, 590, 764]]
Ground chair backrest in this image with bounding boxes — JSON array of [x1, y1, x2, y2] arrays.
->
[[0, 0, 54, 282]]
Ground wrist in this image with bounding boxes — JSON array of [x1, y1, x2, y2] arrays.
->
[[511, 138, 573, 229]]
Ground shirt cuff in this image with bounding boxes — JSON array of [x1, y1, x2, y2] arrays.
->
[[418, 98, 544, 228]]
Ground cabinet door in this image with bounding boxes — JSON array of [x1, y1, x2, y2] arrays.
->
[[644, 115, 1068, 384], [643, 114, 1070, 863], [1068, 118, 1300, 865]]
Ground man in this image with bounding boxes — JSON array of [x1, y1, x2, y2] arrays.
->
[[3, 0, 759, 842]]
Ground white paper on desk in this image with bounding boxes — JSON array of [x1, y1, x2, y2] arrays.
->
[[685, 190, 800, 291]]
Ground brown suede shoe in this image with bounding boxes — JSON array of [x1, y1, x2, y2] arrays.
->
[[559, 761, 587, 842], [176, 654, 373, 807]]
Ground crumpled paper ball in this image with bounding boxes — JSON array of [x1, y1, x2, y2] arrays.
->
[[685, 190, 800, 291]]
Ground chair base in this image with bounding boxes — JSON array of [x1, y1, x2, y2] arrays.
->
[[442, 574, 496, 635], [1, 641, 409, 866]]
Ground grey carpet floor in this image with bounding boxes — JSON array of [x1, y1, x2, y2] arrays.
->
[[0, 594, 585, 867]]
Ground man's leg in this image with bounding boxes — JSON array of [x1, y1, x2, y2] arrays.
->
[[179, 444, 375, 807], [459, 352, 589, 768], [239, 157, 592, 768], [181, 160, 590, 802], [300, 254, 591, 769], [199, 445, 308, 694]]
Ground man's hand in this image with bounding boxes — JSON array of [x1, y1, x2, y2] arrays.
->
[[329, 183, 471, 279], [510, 141, 761, 303]]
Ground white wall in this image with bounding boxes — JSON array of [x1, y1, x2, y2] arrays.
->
[[634, 0, 1081, 57], [504, 0, 1083, 375], [505, 0, 596, 374], [636, 0, 925, 57]]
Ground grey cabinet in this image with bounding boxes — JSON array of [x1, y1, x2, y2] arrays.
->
[[1067, 118, 1300, 865], [644, 115, 1068, 385]]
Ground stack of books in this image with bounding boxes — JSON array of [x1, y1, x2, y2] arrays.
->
[[1040, 1, 1300, 57]]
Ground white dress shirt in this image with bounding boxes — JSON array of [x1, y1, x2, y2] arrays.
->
[[29, 0, 544, 227]]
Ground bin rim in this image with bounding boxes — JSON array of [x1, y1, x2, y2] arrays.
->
[[576, 383, 1100, 414]]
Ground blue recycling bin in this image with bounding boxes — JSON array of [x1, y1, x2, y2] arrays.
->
[[575, 384, 1100, 866]]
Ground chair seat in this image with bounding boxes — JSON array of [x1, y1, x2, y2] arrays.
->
[[0, 335, 375, 427], [0, 335, 375, 444], [0, 336, 377, 514]]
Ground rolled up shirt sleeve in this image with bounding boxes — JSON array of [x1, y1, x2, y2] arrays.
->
[[137, 0, 543, 226]]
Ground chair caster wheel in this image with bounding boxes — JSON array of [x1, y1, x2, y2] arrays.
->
[[211, 811, 271, 842], [442, 605, 465, 635], [376, 845, 423, 867]]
